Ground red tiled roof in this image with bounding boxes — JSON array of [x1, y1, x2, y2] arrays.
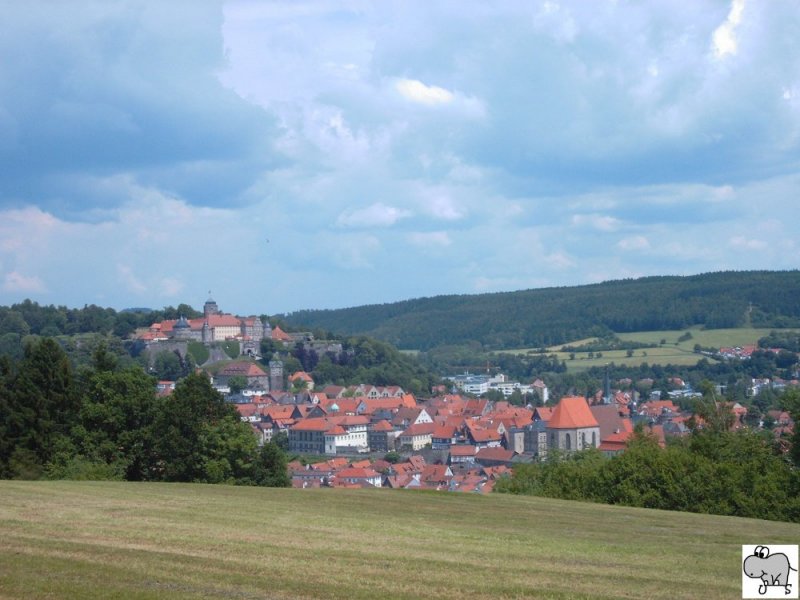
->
[[206, 314, 241, 328], [219, 362, 267, 377], [272, 325, 292, 341], [336, 467, 380, 479], [289, 371, 314, 382], [475, 447, 514, 462], [449, 445, 477, 457], [548, 396, 598, 429], [432, 424, 457, 439], [401, 422, 436, 437], [371, 420, 395, 432]]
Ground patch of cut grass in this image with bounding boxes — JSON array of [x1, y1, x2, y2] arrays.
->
[[2, 481, 799, 599], [509, 327, 800, 372]]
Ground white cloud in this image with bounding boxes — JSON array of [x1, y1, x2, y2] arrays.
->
[[160, 278, 185, 298], [117, 264, 147, 295], [571, 214, 622, 232], [337, 203, 411, 228], [418, 191, 464, 221], [3, 271, 46, 293], [545, 252, 576, 270], [617, 235, 651, 251], [712, 0, 745, 59], [729, 236, 767, 250], [408, 231, 452, 247], [333, 236, 380, 269], [395, 78, 454, 105]]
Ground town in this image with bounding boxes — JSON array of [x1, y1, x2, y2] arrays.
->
[[135, 297, 798, 492]]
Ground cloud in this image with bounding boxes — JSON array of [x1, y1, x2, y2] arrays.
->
[[0, 2, 798, 314], [617, 236, 651, 251], [712, 0, 746, 59], [0, 2, 281, 214], [571, 214, 622, 232], [333, 236, 380, 270], [395, 78, 454, 105], [336, 203, 412, 228], [3, 271, 46, 294], [408, 231, 453, 247], [729, 236, 767, 250], [416, 189, 465, 221], [117, 264, 147, 295]]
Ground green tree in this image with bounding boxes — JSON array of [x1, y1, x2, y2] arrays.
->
[[151, 372, 239, 482], [0, 355, 15, 477], [6, 338, 79, 477], [783, 388, 800, 468], [198, 415, 258, 484], [252, 441, 291, 487], [152, 350, 183, 381], [71, 366, 160, 481], [228, 375, 248, 394]]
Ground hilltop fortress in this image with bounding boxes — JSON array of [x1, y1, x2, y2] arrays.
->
[[137, 296, 271, 357], [135, 296, 342, 365]]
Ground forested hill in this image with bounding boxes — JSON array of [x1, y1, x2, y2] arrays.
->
[[283, 271, 800, 351]]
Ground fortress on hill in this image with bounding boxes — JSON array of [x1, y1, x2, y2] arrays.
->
[[137, 296, 273, 358]]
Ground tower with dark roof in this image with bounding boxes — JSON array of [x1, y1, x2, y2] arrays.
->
[[204, 294, 219, 319]]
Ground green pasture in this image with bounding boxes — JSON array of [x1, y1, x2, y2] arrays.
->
[[513, 327, 798, 371], [2, 481, 798, 599]]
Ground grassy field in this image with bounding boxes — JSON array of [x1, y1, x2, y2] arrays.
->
[[511, 327, 799, 371], [2, 482, 799, 599]]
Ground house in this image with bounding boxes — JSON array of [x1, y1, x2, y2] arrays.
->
[[420, 464, 454, 489], [431, 424, 458, 449], [368, 420, 399, 453], [214, 362, 270, 390], [288, 415, 369, 455], [449, 445, 477, 464], [391, 407, 433, 429], [398, 422, 436, 451], [333, 467, 382, 487], [465, 422, 503, 449], [288, 371, 315, 390], [590, 404, 634, 442], [546, 396, 600, 453], [475, 447, 515, 467]]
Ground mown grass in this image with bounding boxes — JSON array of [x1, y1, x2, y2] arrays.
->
[[512, 327, 799, 371], [2, 481, 799, 599]]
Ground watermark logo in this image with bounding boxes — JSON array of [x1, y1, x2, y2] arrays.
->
[[742, 545, 798, 598]]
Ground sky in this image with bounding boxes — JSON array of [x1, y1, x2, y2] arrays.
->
[[1, 1, 799, 316]]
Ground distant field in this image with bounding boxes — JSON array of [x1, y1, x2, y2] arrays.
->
[[2, 481, 799, 599], [511, 327, 798, 371]]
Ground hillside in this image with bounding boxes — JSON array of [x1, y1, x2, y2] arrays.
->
[[1, 481, 798, 599], [282, 270, 800, 350]]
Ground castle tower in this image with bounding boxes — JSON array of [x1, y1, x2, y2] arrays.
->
[[269, 359, 284, 392], [173, 315, 192, 341], [204, 293, 219, 319], [202, 320, 210, 344]]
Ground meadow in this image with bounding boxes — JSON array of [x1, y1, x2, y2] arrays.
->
[[2, 481, 799, 599], [512, 327, 797, 371]]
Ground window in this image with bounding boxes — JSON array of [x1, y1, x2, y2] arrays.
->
[[565, 433, 571, 450], [592, 431, 597, 447]]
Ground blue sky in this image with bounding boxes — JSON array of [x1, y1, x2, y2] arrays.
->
[[1, 1, 799, 316]]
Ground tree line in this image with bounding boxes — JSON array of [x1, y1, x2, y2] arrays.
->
[[282, 270, 800, 350], [0, 338, 289, 487]]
